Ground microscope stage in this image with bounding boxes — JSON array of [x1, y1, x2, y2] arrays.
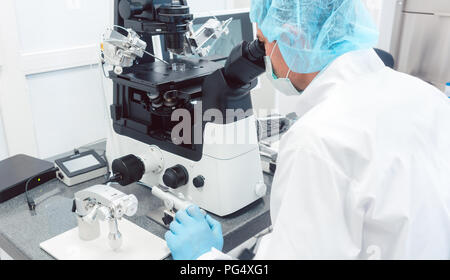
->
[[114, 58, 223, 87]]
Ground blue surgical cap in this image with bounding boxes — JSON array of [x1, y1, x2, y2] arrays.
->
[[250, 0, 379, 73]]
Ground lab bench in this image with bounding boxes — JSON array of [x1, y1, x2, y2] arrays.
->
[[0, 142, 272, 260]]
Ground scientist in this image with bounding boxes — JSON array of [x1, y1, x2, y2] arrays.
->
[[165, 0, 450, 260]]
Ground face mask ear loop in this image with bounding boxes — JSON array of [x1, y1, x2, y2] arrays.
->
[[271, 41, 294, 80], [270, 41, 278, 59], [286, 53, 300, 79], [286, 68, 292, 79]]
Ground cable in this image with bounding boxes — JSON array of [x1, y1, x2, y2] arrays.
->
[[100, 61, 109, 79], [136, 181, 153, 191], [25, 167, 59, 211], [103, 173, 123, 185], [98, 45, 116, 182]]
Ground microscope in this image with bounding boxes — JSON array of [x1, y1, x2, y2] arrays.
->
[[103, 0, 268, 218]]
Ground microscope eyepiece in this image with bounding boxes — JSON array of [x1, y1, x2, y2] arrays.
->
[[223, 39, 266, 89], [245, 39, 266, 62]]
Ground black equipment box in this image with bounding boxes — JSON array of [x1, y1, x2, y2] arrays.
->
[[0, 154, 56, 203]]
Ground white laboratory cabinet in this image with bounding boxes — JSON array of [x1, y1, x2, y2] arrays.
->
[[391, 0, 450, 91]]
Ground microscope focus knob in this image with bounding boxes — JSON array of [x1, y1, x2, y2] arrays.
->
[[163, 165, 189, 189], [193, 176, 205, 188], [111, 154, 145, 186]]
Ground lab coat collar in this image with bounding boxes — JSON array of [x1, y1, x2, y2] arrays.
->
[[293, 49, 386, 118]]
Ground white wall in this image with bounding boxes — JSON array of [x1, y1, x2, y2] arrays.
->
[[363, 0, 384, 28], [231, 0, 251, 9], [15, 0, 110, 53], [0, 114, 8, 160], [189, 0, 228, 12], [27, 65, 108, 158], [363, 0, 398, 52], [0, 0, 38, 159], [0, 41, 8, 160], [378, 0, 400, 53], [9, 0, 113, 159]]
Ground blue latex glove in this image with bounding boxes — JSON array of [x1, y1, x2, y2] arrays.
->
[[164, 205, 224, 260]]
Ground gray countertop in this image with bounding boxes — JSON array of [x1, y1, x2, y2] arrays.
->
[[0, 143, 272, 260]]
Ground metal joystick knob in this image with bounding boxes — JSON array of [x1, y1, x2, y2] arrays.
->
[[163, 165, 189, 189], [108, 219, 123, 251]]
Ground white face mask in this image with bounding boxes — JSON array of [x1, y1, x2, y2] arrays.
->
[[264, 42, 303, 96]]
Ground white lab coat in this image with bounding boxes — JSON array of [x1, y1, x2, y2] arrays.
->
[[199, 49, 450, 260]]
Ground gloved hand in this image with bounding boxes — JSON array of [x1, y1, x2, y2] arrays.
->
[[164, 205, 223, 260]]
